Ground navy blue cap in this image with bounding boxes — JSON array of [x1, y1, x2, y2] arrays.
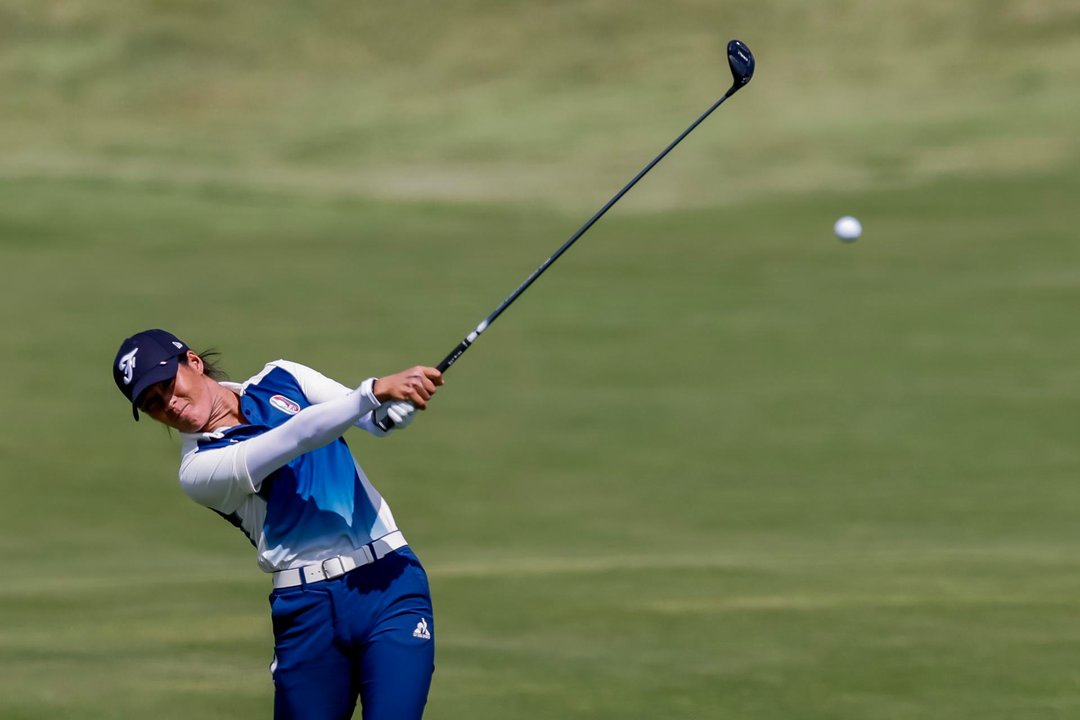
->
[[113, 329, 189, 421]]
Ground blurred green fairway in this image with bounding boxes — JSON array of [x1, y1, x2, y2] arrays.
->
[[3, 1, 1080, 718]]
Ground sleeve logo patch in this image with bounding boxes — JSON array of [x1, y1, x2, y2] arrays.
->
[[269, 395, 301, 415]]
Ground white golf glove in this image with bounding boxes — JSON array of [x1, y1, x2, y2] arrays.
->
[[374, 401, 416, 432]]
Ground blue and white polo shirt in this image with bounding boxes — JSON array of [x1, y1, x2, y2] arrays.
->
[[178, 360, 402, 573]]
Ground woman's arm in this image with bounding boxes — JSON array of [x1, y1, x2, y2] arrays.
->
[[179, 382, 379, 512], [179, 363, 442, 512], [269, 360, 429, 436]]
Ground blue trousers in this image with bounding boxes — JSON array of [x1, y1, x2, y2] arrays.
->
[[269, 547, 435, 720]]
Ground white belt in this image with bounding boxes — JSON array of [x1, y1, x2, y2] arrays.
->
[[272, 531, 407, 589]]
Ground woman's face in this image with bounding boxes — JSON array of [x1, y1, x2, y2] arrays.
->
[[137, 351, 214, 432]]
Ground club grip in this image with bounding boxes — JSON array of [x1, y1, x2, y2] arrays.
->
[[437, 340, 472, 373], [376, 339, 471, 432]]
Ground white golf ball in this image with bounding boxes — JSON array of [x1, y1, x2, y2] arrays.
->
[[834, 215, 862, 242]]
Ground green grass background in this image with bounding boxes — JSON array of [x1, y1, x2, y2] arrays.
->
[[3, 1, 1080, 718]]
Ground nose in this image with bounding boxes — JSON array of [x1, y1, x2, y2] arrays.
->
[[166, 395, 182, 418]]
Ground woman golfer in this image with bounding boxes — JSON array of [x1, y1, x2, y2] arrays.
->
[[113, 328, 443, 720]]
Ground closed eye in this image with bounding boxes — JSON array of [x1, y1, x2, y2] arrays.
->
[[139, 378, 174, 413]]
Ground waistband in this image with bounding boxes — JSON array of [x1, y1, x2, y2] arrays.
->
[[271, 530, 407, 589]]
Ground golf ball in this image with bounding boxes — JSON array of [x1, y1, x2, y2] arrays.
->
[[834, 216, 862, 242]]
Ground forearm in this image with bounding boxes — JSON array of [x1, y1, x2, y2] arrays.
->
[[245, 380, 378, 477], [271, 359, 385, 434], [180, 380, 379, 511]]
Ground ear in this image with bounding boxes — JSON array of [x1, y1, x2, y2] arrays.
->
[[185, 350, 205, 375]]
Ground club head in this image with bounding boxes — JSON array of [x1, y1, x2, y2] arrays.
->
[[727, 39, 755, 90]]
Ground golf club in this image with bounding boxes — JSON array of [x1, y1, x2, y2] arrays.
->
[[377, 39, 755, 430]]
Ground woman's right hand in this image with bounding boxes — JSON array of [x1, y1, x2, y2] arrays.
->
[[372, 366, 444, 409]]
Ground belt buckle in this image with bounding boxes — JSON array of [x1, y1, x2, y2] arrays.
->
[[321, 556, 346, 579]]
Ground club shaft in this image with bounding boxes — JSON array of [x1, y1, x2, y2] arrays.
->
[[436, 84, 740, 373]]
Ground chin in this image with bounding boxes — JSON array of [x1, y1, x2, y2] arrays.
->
[[176, 411, 208, 434], [188, 417, 211, 433]]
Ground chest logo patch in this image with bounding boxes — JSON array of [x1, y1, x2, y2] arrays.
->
[[269, 394, 301, 415]]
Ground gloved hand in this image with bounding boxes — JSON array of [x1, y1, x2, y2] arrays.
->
[[374, 401, 416, 432]]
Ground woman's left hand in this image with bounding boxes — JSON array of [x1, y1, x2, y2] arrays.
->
[[374, 401, 416, 431]]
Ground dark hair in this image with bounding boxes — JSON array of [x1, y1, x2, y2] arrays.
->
[[181, 349, 228, 381]]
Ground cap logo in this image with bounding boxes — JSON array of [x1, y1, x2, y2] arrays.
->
[[269, 395, 301, 415], [118, 348, 138, 385], [172, 341, 184, 349]]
